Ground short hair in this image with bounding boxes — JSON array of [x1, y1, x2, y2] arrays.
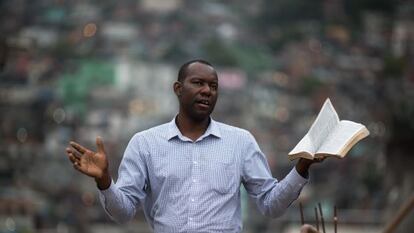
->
[[177, 59, 215, 82]]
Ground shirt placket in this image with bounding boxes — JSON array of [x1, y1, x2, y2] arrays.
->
[[187, 142, 200, 230]]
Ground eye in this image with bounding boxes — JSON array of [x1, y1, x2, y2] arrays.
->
[[210, 83, 218, 90], [193, 80, 203, 86]]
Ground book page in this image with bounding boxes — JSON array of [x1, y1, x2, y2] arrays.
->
[[307, 99, 340, 150], [288, 151, 314, 160], [288, 135, 315, 156], [338, 126, 369, 156], [316, 120, 365, 156]]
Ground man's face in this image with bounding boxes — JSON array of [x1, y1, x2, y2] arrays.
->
[[175, 62, 218, 121]]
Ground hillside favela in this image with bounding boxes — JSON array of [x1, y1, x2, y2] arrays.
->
[[0, 0, 413, 233]]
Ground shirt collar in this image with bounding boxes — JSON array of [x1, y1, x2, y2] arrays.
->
[[167, 116, 222, 141]]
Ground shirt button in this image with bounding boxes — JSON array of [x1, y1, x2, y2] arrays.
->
[[193, 161, 198, 165], [189, 217, 193, 221], [191, 198, 195, 202], [192, 179, 197, 183]]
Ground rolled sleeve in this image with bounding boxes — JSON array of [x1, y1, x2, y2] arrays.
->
[[98, 179, 117, 219], [98, 179, 115, 205], [285, 167, 308, 193]]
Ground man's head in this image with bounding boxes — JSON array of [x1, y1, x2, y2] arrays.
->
[[174, 59, 218, 122]]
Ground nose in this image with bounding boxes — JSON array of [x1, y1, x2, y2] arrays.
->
[[200, 83, 211, 96]]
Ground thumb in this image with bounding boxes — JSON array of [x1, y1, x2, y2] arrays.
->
[[96, 136, 106, 154]]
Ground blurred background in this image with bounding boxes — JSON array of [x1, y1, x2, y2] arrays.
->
[[1, 0, 413, 232]]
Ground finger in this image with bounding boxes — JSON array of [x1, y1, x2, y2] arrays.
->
[[66, 147, 82, 159], [66, 148, 76, 161], [73, 162, 82, 171], [96, 136, 106, 154], [70, 141, 87, 154], [67, 152, 80, 164], [315, 157, 325, 163], [65, 147, 72, 157], [66, 147, 77, 157]]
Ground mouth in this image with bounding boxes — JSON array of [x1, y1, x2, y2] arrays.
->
[[195, 99, 210, 108]]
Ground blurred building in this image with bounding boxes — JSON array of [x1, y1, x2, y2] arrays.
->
[[0, 0, 413, 233]]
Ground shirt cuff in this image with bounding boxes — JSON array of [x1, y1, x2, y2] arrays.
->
[[98, 179, 116, 203], [286, 167, 308, 190]]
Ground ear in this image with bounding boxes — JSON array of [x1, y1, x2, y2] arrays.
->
[[173, 81, 182, 97]]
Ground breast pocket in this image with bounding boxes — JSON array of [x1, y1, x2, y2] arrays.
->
[[205, 160, 237, 194]]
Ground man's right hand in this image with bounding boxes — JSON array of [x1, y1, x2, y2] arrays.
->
[[65, 137, 111, 190]]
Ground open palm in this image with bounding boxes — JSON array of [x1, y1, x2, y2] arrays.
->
[[66, 137, 108, 179]]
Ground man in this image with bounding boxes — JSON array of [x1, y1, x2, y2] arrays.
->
[[66, 59, 320, 232]]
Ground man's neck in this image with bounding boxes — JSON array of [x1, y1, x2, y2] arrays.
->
[[176, 113, 210, 141]]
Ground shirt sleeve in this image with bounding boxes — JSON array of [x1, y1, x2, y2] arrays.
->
[[98, 134, 148, 223], [241, 133, 308, 218]]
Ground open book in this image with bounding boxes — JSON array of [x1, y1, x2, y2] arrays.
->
[[288, 98, 369, 160]]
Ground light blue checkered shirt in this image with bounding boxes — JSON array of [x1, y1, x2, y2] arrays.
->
[[99, 117, 307, 233]]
